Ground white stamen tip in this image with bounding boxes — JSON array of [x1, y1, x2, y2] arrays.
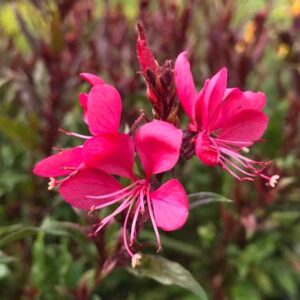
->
[[131, 253, 142, 268], [269, 175, 280, 188], [48, 177, 56, 190], [242, 147, 250, 153]]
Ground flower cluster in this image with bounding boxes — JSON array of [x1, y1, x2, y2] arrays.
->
[[33, 30, 279, 264]]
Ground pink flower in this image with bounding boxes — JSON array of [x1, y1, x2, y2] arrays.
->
[[58, 120, 188, 257], [33, 73, 134, 187], [175, 52, 279, 187]]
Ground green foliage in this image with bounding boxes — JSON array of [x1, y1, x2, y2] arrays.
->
[[130, 255, 208, 300]]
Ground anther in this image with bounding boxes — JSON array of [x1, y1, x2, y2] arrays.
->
[[131, 253, 142, 268], [48, 177, 56, 190], [268, 174, 280, 188]]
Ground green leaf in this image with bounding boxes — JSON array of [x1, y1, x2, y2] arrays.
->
[[231, 280, 262, 300], [0, 224, 39, 247], [129, 255, 208, 300], [0, 220, 91, 253], [189, 192, 232, 209]]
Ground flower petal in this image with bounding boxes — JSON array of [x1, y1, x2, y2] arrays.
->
[[79, 93, 89, 125], [87, 84, 122, 135], [150, 179, 189, 231], [218, 109, 268, 147], [59, 169, 122, 210], [244, 91, 266, 110], [218, 89, 267, 128], [135, 120, 183, 177], [83, 133, 135, 179], [195, 132, 220, 166], [174, 51, 198, 123], [201, 68, 227, 130], [33, 147, 82, 178], [80, 73, 105, 86]]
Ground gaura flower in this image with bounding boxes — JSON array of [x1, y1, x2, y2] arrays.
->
[[33, 73, 133, 187], [58, 120, 188, 257], [174, 51, 279, 187]]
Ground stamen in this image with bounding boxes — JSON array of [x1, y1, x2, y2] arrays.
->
[[123, 199, 136, 258], [139, 188, 145, 214], [269, 175, 280, 188], [131, 253, 142, 268], [94, 197, 131, 234], [220, 159, 254, 182], [59, 128, 92, 139], [242, 147, 250, 153], [85, 181, 138, 200], [214, 138, 254, 146], [48, 177, 56, 190], [220, 146, 269, 167], [261, 174, 280, 188], [130, 201, 142, 245], [146, 187, 162, 252], [88, 205, 96, 216], [222, 156, 257, 177], [54, 164, 83, 185], [86, 191, 132, 211]]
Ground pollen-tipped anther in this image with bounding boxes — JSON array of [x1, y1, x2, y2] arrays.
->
[[131, 253, 142, 268], [48, 177, 56, 190], [269, 174, 280, 188]]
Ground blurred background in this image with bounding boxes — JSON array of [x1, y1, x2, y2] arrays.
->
[[0, 0, 300, 299]]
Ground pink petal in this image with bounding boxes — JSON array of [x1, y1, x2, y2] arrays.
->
[[59, 169, 122, 210], [218, 109, 268, 147], [87, 84, 122, 135], [174, 52, 198, 123], [80, 73, 105, 86], [195, 132, 220, 166], [244, 91, 266, 110], [33, 147, 82, 178], [135, 120, 183, 178], [201, 68, 227, 130], [215, 88, 248, 128], [219, 89, 266, 128], [150, 179, 189, 231], [79, 93, 89, 125], [83, 133, 135, 179]]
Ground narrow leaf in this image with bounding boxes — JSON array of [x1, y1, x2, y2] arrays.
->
[[129, 254, 208, 300], [189, 192, 232, 209]]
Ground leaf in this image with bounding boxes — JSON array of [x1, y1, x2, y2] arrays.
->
[[231, 280, 262, 300], [189, 192, 232, 209], [0, 220, 91, 253], [40, 218, 90, 248], [129, 255, 208, 300], [0, 224, 39, 247]]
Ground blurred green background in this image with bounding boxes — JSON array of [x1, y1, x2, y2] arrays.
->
[[0, 0, 300, 299]]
